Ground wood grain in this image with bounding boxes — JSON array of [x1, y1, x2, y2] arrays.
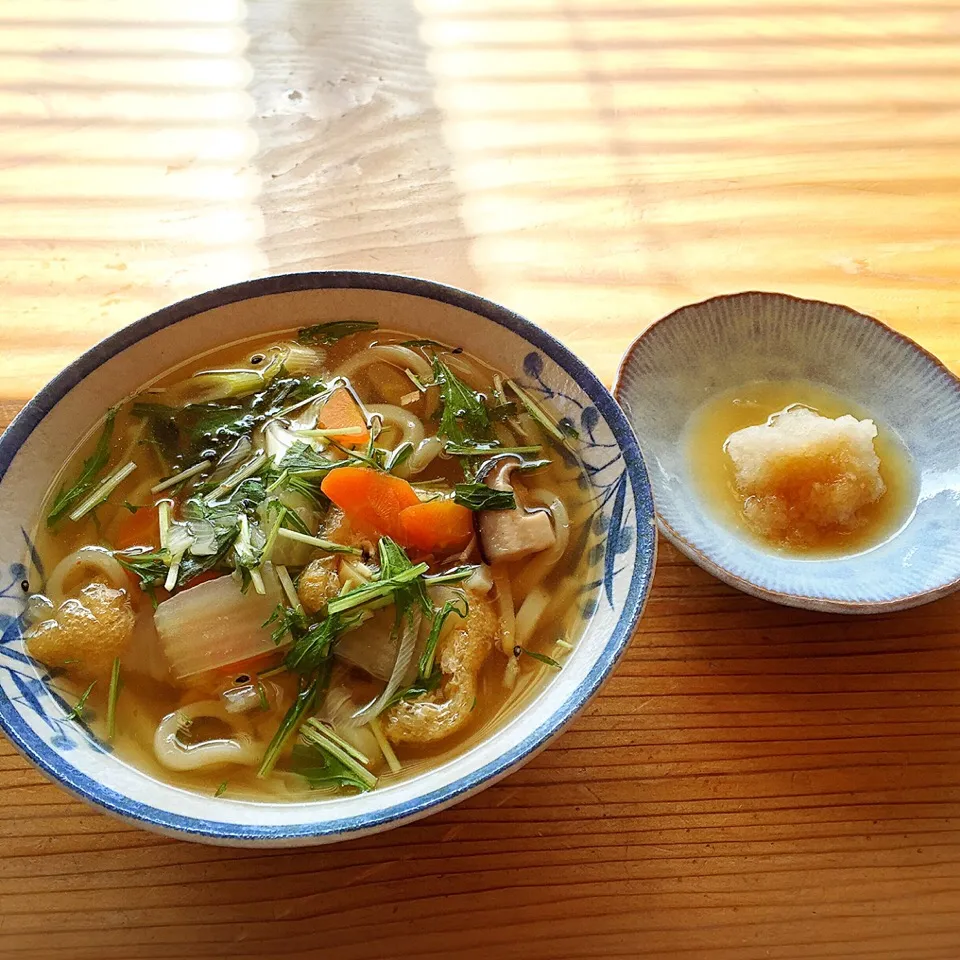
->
[[3, 1, 960, 957]]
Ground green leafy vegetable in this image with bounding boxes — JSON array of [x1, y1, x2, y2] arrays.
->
[[453, 483, 516, 511], [294, 719, 377, 791], [326, 545, 429, 617], [215, 780, 228, 797], [264, 602, 307, 646], [418, 595, 469, 678], [257, 666, 329, 778], [47, 409, 118, 526], [517, 646, 562, 669], [277, 441, 339, 478], [284, 613, 360, 675], [65, 680, 97, 722], [432, 357, 491, 446], [297, 320, 378, 345], [290, 742, 376, 793], [134, 373, 325, 469], [423, 565, 479, 586]]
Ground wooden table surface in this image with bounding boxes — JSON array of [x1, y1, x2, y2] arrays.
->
[[3, 1, 960, 957]]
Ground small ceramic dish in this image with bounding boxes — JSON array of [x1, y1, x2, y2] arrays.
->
[[0, 272, 656, 846], [614, 291, 960, 614]]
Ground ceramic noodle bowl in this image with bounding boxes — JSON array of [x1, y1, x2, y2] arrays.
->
[[0, 272, 656, 845]]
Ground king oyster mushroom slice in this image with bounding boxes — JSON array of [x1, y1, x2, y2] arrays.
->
[[474, 454, 557, 563]]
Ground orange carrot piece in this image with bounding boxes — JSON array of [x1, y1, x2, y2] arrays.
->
[[321, 466, 420, 542], [317, 386, 370, 446], [399, 500, 474, 553], [114, 505, 161, 551]]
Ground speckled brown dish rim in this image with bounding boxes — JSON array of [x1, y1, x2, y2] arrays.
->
[[612, 290, 960, 615]]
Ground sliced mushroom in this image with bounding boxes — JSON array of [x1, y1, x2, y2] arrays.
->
[[475, 455, 557, 564]]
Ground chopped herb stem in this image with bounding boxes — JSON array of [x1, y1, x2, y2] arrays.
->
[[205, 450, 266, 502], [327, 562, 429, 616], [275, 564, 303, 613], [164, 552, 183, 592], [257, 664, 289, 679], [423, 565, 478, 586], [385, 442, 414, 473], [276, 528, 362, 555], [48, 408, 118, 526], [261, 507, 285, 563], [158, 500, 171, 549], [300, 720, 377, 790], [257, 670, 325, 778], [368, 716, 402, 773], [65, 680, 96, 721], [68, 461, 137, 522], [444, 443, 542, 457], [106, 657, 121, 740], [518, 646, 562, 669], [150, 459, 212, 494], [506, 379, 577, 444], [265, 469, 289, 494], [303, 719, 369, 765]]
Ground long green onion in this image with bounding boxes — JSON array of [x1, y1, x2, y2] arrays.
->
[[68, 461, 137, 522]]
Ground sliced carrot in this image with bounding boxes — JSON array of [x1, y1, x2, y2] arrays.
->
[[321, 466, 419, 543], [317, 386, 370, 447], [114, 505, 161, 551], [399, 500, 474, 553]]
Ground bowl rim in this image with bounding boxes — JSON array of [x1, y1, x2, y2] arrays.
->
[[613, 289, 960, 614], [0, 270, 656, 843]]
